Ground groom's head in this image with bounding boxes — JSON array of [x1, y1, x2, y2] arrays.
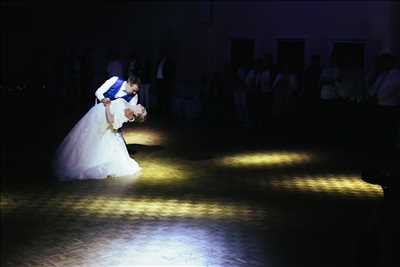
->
[[126, 74, 141, 95]]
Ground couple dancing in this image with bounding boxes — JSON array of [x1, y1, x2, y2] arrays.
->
[[53, 74, 147, 181]]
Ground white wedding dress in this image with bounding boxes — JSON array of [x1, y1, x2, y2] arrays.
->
[[53, 98, 141, 181]]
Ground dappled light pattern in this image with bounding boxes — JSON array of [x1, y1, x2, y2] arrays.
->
[[269, 175, 383, 198], [218, 151, 314, 167], [123, 127, 166, 145], [1, 194, 273, 222], [137, 159, 194, 185]]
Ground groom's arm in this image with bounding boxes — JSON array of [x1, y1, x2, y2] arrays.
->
[[95, 76, 118, 102]]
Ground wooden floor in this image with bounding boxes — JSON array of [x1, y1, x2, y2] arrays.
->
[[2, 116, 389, 266]]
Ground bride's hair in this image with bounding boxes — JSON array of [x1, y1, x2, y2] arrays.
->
[[128, 104, 147, 123], [135, 107, 147, 123], [135, 113, 146, 123]]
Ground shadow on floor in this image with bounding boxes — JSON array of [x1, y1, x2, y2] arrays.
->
[[127, 144, 165, 155]]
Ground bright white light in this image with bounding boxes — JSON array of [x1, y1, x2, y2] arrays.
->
[[93, 224, 229, 266]]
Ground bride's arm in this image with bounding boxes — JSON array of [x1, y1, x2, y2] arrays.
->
[[105, 104, 114, 124]]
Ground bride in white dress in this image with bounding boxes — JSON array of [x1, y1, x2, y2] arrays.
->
[[53, 98, 146, 181]]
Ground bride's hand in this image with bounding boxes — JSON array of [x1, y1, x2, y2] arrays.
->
[[101, 98, 111, 106]]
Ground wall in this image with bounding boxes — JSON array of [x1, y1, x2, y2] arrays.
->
[[3, 1, 399, 88], [211, 1, 397, 71]]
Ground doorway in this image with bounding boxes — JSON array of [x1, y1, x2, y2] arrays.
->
[[277, 39, 305, 73], [230, 38, 255, 71]]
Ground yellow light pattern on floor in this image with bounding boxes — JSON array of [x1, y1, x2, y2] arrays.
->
[[138, 159, 192, 184], [123, 127, 166, 145], [218, 151, 313, 167], [0, 195, 271, 222], [269, 175, 383, 198]]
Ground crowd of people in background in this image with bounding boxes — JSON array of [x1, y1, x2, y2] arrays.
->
[[202, 51, 399, 149]]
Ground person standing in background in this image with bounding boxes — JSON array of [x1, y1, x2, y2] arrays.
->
[[303, 54, 322, 109], [140, 58, 152, 112], [257, 56, 274, 128], [106, 51, 124, 78], [127, 53, 141, 78], [155, 53, 175, 118], [368, 53, 400, 153]]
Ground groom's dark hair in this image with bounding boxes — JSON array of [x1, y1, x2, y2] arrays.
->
[[127, 74, 141, 85]]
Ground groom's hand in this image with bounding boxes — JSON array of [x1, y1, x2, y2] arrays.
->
[[101, 98, 111, 106]]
